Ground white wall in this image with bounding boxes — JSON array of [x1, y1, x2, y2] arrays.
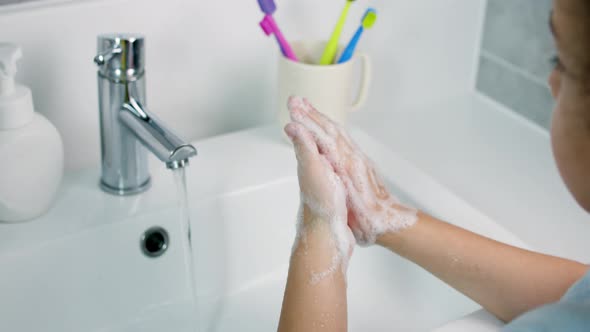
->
[[0, 0, 485, 169]]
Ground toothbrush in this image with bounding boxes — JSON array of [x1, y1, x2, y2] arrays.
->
[[258, 0, 298, 62], [337, 8, 377, 64], [319, 0, 357, 65]]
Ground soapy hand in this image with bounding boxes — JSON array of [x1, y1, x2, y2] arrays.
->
[[284, 120, 355, 279], [287, 96, 418, 246]]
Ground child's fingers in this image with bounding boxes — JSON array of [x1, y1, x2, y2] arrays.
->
[[288, 96, 333, 139], [291, 96, 339, 139], [288, 96, 359, 178], [302, 98, 357, 152], [289, 106, 336, 156], [284, 122, 320, 165], [319, 154, 336, 173]]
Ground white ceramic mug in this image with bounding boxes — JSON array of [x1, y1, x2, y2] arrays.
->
[[278, 40, 372, 131]]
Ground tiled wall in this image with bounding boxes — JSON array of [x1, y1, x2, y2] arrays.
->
[[477, 0, 555, 129]]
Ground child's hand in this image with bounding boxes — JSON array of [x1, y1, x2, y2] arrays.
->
[[285, 122, 347, 226], [284, 121, 355, 278], [287, 96, 418, 246]]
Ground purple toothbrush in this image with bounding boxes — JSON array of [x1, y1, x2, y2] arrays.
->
[[258, 0, 299, 62]]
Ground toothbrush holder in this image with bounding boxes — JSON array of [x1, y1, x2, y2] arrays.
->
[[278, 40, 372, 132]]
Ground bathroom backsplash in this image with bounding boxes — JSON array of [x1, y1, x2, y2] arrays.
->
[[0, 0, 485, 170], [477, 0, 555, 130]]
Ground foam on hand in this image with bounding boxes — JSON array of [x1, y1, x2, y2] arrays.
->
[[293, 172, 355, 285], [287, 121, 355, 284], [288, 96, 418, 246], [298, 195, 354, 283]]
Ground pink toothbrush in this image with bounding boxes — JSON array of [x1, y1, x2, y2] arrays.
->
[[258, 0, 298, 62]]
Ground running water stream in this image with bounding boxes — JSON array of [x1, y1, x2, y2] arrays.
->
[[172, 168, 199, 330]]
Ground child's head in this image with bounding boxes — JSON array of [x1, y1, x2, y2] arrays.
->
[[549, 0, 590, 212]]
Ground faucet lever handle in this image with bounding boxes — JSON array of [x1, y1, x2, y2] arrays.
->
[[95, 34, 145, 81], [94, 46, 122, 66]]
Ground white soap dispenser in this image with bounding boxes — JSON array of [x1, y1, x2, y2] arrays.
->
[[0, 43, 64, 222]]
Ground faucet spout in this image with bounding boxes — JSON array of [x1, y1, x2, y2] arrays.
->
[[95, 34, 197, 195], [120, 97, 197, 169]]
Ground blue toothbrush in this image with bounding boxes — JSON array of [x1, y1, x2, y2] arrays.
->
[[338, 8, 377, 64]]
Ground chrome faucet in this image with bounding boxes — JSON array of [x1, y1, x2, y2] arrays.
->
[[94, 34, 197, 195]]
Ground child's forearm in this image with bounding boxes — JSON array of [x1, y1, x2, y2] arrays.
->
[[377, 212, 589, 322], [278, 220, 348, 332]]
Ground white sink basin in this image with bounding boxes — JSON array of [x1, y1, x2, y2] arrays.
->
[[0, 126, 526, 331]]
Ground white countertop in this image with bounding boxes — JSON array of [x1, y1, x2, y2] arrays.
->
[[353, 92, 590, 264]]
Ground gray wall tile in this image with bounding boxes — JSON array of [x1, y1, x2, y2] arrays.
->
[[0, 0, 42, 5], [482, 0, 555, 80], [477, 55, 554, 129], [477, 0, 555, 129]]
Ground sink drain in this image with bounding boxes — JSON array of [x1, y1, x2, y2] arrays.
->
[[141, 226, 169, 258]]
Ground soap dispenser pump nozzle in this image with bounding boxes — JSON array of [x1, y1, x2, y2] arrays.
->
[[0, 43, 34, 130], [0, 43, 22, 97]]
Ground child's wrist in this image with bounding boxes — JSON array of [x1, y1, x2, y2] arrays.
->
[[292, 214, 353, 281], [375, 211, 424, 248], [297, 218, 334, 248]]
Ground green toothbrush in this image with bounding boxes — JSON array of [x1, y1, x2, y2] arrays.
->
[[319, 0, 357, 65]]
